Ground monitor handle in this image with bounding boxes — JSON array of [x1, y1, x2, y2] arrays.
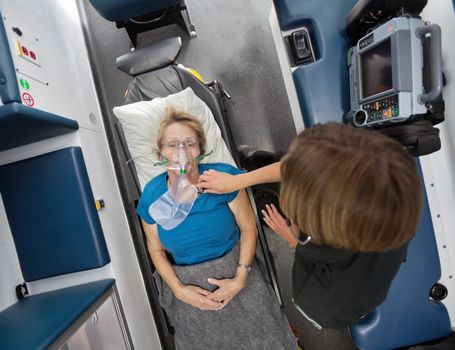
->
[[416, 23, 443, 104]]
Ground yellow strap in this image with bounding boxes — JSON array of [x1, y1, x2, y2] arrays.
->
[[185, 67, 204, 82]]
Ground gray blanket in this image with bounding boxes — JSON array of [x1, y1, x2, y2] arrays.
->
[[154, 243, 297, 350]]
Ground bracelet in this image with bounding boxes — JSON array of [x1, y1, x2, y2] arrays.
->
[[286, 220, 312, 246], [237, 263, 252, 272]]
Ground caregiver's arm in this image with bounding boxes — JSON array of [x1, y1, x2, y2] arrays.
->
[[197, 161, 281, 194], [207, 189, 257, 306], [142, 220, 222, 310]]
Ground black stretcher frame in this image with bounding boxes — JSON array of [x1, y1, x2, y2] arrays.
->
[[114, 63, 284, 349]]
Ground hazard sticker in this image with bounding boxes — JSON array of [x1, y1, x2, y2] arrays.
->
[[22, 92, 35, 107], [16, 39, 41, 67]]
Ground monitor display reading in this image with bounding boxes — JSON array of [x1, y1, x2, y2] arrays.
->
[[360, 39, 393, 99]]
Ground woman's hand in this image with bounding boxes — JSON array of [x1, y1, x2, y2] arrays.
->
[[197, 169, 238, 194], [262, 204, 298, 249], [206, 272, 247, 309], [174, 284, 223, 310]]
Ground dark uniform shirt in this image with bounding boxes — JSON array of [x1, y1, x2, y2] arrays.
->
[[292, 241, 408, 329]]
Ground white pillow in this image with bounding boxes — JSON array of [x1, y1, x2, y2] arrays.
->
[[113, 87, 236, 190]]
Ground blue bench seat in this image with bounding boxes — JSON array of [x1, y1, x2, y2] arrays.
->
[[0, 102, 78, 151], [88, 0, 181, 22], [0, 279, 115, 350], [350, 164, 451, 349]]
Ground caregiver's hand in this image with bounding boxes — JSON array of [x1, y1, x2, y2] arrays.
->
[[197, 169, 239, 194], [262, 204, 298, 249]]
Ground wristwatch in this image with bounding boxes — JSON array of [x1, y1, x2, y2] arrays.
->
[[237, 263, 252, 272]]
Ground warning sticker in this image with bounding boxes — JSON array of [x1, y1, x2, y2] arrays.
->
[[16, 39, 41, 67], [22, 92, 35, 107]]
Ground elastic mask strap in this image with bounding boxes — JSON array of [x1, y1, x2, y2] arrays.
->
[[153, 150, 213, 169], [193, 150, 213, 162], [153, 159, 169, 167]]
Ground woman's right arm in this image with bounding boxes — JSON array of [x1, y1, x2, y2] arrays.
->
[[197, 161, 281, 194], [142, 220, 223, 310]]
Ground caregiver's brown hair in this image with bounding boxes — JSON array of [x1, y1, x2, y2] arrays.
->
[[280, 122, 422, 251]]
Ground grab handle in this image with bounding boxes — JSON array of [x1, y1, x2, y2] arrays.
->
[[416, 24, 443, 104], [0, 14, 20, 103]]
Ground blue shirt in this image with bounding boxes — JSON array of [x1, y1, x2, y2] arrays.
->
[[137, 163, 244, 265]]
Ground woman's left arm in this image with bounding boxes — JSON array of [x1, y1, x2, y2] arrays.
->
[[207, 189, 257, 307]]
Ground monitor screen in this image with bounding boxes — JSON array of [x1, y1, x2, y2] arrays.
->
[[360, 39, 393, 99]]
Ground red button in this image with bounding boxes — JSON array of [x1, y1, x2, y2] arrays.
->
[[30, 51, 36, 60], [22, 46, 28, 56]]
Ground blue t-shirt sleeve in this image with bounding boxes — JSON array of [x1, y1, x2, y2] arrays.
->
[[206, 163, 245, 203], [136, 181, 158, 225]]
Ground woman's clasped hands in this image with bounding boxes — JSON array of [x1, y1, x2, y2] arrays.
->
[[206, 269, 247, 310], [174, 271, 247, 311], [174, 284, 222, 311]]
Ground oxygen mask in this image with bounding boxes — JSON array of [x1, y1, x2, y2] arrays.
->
[[152, 142, 213, 173], [166, 143, 193, 174], [149, 143, 212, 230]]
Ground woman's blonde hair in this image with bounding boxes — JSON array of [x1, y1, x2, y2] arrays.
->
[[156, 107, 206, 158], [280, 123, 422, 252]]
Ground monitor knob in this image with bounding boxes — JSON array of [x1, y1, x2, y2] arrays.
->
[[430, 283, 448, 301], [353, 110, 367, 126]]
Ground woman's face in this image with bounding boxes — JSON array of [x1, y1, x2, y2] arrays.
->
[[160, 122, 201, 173]]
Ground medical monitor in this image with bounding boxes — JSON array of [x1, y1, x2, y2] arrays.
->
[[347, 16, 428, 128], [360, 39, 393, 100]]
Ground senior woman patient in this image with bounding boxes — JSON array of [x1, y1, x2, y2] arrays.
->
[[136, 108, 296, 350]]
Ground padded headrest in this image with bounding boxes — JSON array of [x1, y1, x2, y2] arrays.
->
[[346, 0, 428, 40], [116, 37, 182, 76]]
